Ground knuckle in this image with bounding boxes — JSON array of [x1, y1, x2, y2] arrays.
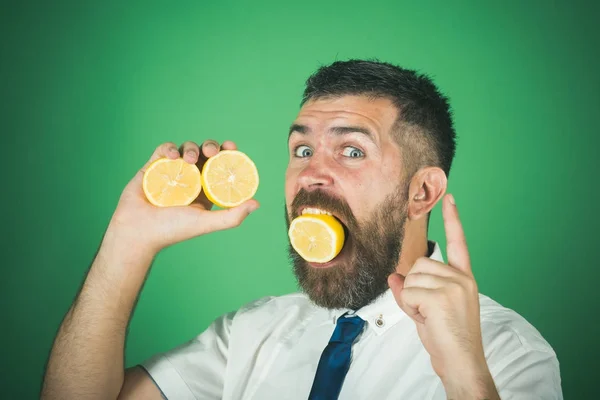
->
[[203, 139, 219, 149], [464, 277, 478, 293], [183, 141, 199, 150], [435, 289, 450, 304], [412, 257, 428, 271], [228, 210, 245, 227], [161, 141, 177, 150], [448, 280, 463, 295], [154, 142, 178, 157], [231, 217, 243, 228], [416, 256, 429, 264]]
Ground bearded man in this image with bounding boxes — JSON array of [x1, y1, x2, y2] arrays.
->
[[41, 60, 562, 400]]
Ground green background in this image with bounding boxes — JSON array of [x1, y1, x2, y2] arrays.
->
[[2, 1, 598, 398]]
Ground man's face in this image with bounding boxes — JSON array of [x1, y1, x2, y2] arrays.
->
[[285, 95, 410, 310]]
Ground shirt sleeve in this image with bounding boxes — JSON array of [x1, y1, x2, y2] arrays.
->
[[140, 311, 235, 400], [490, 346, 563, 399], [429, 319, 563, 400]]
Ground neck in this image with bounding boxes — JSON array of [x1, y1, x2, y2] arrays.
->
[[395, 226, 429, 277]]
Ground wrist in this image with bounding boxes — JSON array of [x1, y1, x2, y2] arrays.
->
[[103, 217, 160, 259], [92, 224, 158, 285], [77, 227, 158, 315], [441, 354, 499, 400]]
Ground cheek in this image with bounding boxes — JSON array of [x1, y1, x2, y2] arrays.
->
[[338, 160, 374, 190], [341, 163, 388, 216], [337, 170, 369, 216]]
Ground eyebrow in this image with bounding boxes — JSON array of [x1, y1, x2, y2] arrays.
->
[[288, 124, 375, 141], [289, 124, 308, 137]]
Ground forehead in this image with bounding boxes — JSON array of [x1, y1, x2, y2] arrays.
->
[[293, 95, 399, 134]]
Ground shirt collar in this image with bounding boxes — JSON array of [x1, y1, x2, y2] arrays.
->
[[330, 240, 444, 335]]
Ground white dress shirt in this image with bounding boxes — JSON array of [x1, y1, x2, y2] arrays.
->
[[142, 241, 562, 399]]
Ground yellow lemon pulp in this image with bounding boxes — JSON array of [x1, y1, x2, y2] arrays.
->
[[201, 150, 259, 208], [288, 214, 345, 263], [142, 157, 202, 207]]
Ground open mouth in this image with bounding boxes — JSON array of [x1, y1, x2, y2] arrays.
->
[[297, 206, 351, 268], [298, 206, 347, 225]]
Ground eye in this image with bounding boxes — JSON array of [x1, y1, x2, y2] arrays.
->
[[294, 145, 313, 158], [342, 146, 364, 159]]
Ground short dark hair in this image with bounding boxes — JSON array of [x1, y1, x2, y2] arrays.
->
[[302, 59, 457, 182]]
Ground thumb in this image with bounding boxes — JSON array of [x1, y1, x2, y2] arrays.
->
[[198, 200, 260, 235], [151, 200, 260, 250], [173, 199, 260, 240]]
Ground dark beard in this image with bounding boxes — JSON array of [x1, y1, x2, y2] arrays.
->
[[285, 186, 408, 310]]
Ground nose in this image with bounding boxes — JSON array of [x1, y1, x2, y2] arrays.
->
[[297, 156, 334, 191]]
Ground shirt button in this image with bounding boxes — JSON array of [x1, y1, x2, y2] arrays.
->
[[375, 315, 385, 327]]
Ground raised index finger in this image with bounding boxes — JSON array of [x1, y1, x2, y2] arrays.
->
[[442, 194, 472, 274]]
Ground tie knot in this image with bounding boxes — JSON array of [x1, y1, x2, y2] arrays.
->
[[330, 314, 365, 344]]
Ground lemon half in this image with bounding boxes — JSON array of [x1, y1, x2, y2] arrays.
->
[[142, 157, 202, 207], [201, 150, 259, 208], [288, 214, 345, 263]]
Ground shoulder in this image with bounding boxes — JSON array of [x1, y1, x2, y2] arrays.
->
[[478, 293, 555, 355], [226, 292, 322, 345], [233, 292, 317, 321], [477, 293, 560, 386], [477, 294, 563, 397]]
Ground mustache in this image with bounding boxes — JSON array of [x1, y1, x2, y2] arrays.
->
[[289, 188, 358, 228]]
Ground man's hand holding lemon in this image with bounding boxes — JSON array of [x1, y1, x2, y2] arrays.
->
[[108, 140, 259, 255], [41, 140, 259, 399]]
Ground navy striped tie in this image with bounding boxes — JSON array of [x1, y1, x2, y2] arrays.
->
[[308, 314, 365, 400]]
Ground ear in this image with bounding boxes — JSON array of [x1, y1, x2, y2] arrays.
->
[[407, 167, 447, 221]]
